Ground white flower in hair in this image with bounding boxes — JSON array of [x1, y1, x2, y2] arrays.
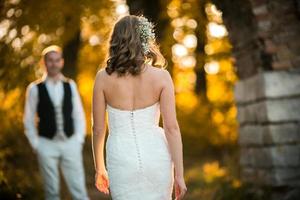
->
[[137, 16, 156, 55]]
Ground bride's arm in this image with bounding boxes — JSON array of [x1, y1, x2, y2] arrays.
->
[[92, 70, 107, 173], [160, 69, 184, 178]]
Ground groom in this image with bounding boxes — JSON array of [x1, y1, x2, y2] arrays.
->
[[23, 45, 90, 200]]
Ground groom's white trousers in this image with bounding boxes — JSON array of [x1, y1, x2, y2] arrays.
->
[[36, 135, 89, 200]]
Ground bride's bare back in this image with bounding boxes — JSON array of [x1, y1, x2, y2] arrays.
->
[[102, 64, 167, 111], [92, 63, 178, 143]]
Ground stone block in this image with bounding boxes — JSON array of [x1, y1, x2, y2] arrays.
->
[[240, 145, 300, 168], [237, 98, 300, 124], [241, 167, 300, 186], [239, 123, 300, 146], [235, 71, 300, 103]]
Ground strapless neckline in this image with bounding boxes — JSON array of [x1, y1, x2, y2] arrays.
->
[[106, 101, 159, 113]]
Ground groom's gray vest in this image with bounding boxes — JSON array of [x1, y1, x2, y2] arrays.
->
[[36, 79, 74, 139]]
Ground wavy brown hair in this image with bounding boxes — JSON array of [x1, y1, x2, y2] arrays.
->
[[105, 15, 166, 77]]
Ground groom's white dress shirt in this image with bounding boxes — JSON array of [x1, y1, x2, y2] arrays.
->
[[23, 74, 86, 150]]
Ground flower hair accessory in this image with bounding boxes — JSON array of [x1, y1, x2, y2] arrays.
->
[[137, 16, 156, 55]]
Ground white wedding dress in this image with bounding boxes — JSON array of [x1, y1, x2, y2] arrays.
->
[[105, 101, 174, 200]]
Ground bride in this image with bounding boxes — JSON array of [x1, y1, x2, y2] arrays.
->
[[91, 15, 187, 200]]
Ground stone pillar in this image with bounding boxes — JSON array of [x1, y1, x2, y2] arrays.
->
[[236, 71, 300, 186], [234, 0, 300, 199], [209, 0, 300, 197]]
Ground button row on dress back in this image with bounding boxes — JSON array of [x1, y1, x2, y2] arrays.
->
[[131, 111, 162, 194], [131, 111, 142, 171]]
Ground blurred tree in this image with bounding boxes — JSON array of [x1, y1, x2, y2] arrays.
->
[[194, 0, 209, 97]]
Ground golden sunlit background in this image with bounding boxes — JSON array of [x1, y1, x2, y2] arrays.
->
[[0, 0, 273, 199]]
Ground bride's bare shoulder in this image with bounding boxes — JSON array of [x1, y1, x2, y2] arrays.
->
[[94, 68, 110, 89], [95, 68, 109, 80], [147, 65, 172, 84], [148, 65, 170, 78]]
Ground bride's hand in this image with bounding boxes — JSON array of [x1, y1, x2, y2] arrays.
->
[[174, 175, 187, 200], [95, 169, 110, 195]]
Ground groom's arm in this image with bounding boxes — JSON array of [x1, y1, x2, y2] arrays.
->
[[70, 80, 86, 144], [23, 83, 39, 151]]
